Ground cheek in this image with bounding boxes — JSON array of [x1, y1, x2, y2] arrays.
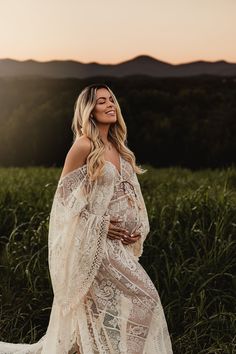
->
[[94, 105, 105, 115]]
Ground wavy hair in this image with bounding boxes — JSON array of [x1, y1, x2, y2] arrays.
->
[[71, 83, 147, 181]]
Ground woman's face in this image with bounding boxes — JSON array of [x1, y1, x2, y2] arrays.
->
[[92, 88, 117, 124]]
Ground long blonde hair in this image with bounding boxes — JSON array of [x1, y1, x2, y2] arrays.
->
[[71, 83, 147, 181]]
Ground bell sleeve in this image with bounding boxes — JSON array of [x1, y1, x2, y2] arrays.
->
[[48, 166, 111, 317], [0, 166, 113, 354], [131, 172, 150, 259]]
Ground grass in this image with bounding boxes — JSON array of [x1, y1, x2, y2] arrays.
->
[[0, 165, 236, 353]]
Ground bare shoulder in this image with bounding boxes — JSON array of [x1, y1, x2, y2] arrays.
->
[[60, 135, 92, 179]]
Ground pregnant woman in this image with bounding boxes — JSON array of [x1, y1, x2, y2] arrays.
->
[[0, 83, 173, 353]]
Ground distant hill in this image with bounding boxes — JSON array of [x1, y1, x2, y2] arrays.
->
[[0, 55, 236, 78]]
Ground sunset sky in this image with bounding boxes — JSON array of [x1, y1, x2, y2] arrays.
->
[[0, 0, 235, 65]]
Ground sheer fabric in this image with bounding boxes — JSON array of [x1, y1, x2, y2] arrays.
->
[[0, 156, 173, 353]]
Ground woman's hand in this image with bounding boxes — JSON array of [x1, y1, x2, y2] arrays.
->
[[107, 218, 141, 245], [121, 230, 141, 245]]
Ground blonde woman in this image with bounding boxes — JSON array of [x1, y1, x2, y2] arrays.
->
[[0, 84, 173, 354]]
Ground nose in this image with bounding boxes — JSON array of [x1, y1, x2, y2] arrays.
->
[[107, 103, 114, 110], [106, 100, 114, 108]]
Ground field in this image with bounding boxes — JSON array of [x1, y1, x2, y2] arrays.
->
[[0, 166, 235, 353]]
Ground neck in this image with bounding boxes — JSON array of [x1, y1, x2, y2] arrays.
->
[[97, 123, 110, 145]]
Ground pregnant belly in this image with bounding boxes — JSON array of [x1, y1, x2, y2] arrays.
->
[[107, 196, 141, 234]]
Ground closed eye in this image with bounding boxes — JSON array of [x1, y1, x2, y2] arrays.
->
[[97, 97, 114, 104]]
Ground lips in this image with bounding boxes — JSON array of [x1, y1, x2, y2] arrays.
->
[[106, 110, 116, 115]]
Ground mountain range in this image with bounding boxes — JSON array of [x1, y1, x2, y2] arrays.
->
[[0, 55, 236, 78]]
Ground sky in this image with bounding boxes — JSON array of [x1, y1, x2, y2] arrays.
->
[[0, 0, 235, 65]]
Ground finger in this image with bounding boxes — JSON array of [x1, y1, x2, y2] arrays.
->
[[119, 233, 132, 242], [121, 238, 133, 245], [129, 235, 141, 242], [122, 234, 140, 244], [107, 233, 122, 240], [110, 218, 123, 223], [111, 223, 128, 231], [130, 232, 141, 238], [130, 237, 141, 243], [121, 239, 129, 244], [120, 235, 132, 243], [108, 229, 126, 240], [109, 229, 126, 238], [109, 222, 124, 230], [120, 238, 130, 244], [110, 225, 129, 235]]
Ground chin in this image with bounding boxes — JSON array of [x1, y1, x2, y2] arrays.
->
[[104, 117, 117, 124]]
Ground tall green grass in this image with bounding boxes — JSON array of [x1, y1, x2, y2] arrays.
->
[[0, 166, 235, 353]]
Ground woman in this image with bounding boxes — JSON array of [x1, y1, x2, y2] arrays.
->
[[0, 83, 173, 353]]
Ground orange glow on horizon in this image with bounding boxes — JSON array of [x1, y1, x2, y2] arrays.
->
[[0, 0, 235, 65]]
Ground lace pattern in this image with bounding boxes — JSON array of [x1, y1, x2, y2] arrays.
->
[[0, 157, 173, 354]]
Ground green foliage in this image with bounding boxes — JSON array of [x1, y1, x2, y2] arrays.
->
[[0, 167, 58, 342], [0, 76, 236, 169], [0, 166, 236, 353]]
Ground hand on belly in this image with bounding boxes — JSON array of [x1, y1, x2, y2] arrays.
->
[[107, 215, 141, 245]]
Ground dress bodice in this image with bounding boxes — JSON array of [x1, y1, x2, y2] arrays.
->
[[106, 156, 143, 257]]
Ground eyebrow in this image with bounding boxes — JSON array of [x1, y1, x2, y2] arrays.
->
[[96, 95, 113, 101]]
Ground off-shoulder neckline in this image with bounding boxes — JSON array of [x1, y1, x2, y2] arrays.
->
[[59, 155, 123, 183]]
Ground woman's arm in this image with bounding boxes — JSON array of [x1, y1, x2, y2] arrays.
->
[[59, 135, 91, 180]]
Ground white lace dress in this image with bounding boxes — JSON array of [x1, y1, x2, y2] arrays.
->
[[78, 158, 173, 353], [0, 156, 173, 354]]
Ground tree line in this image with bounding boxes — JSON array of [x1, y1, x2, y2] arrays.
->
[[0, 75, 235, 169]]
